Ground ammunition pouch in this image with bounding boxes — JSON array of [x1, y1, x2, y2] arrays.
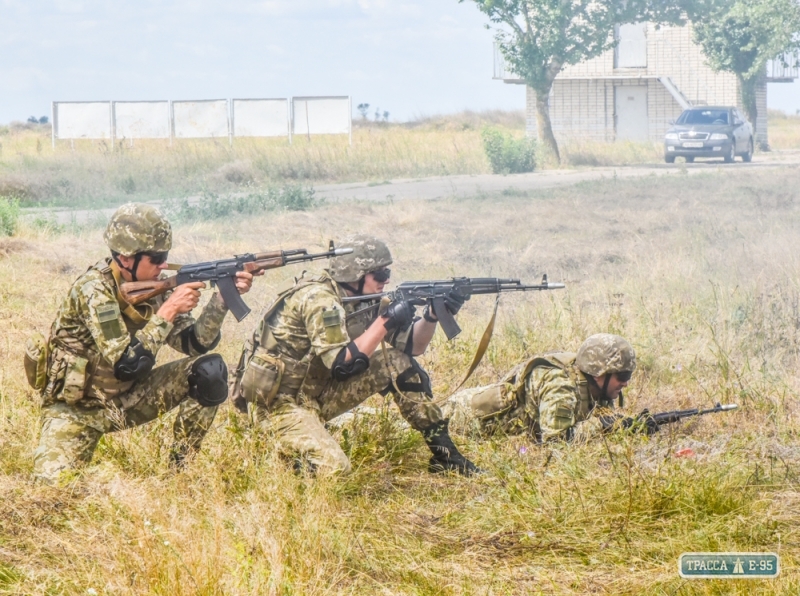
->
[[240, 347, 286, 409], [24, 332, 49, 393]]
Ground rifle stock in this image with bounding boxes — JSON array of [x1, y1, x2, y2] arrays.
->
[[119, 277, 179, 305]]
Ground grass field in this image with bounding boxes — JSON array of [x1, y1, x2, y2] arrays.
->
[[3, 111, 798, 209], [1, 164, 799, 594]]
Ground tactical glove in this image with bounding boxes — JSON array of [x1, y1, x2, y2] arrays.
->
[[422, 420, 482, 476], [381, 299, 415, 331], [599, 410, 659, 435], [634, 409, 660, 435]]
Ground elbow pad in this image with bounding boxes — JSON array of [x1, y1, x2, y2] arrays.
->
[[331, 342, 370, 382], [180, 324, 220, 355], [114, 337, 156, 382]]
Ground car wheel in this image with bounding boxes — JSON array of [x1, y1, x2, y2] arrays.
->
[[665, 155, 675, 164], [724, 143, 735, 163], [742, 138, 753, 162], [685, 156, 694, 163]]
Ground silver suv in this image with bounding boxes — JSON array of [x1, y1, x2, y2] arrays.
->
[[664, 107, 754, 164]]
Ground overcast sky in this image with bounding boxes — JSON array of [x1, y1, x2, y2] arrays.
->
[[1, 0, 797, 124]]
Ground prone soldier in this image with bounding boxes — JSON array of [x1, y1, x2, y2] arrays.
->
[[233, 234, 480, 476], [31, 203, 254, 482], [443, 334, 659, 442]]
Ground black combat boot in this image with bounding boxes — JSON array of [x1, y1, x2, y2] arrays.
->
[[422, 420, 482, 476]]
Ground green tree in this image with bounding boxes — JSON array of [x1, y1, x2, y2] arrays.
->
[[460, 0, 718, 162], [693, 0, 800, 141]]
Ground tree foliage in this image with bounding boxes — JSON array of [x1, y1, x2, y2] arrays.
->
[[693, 0, 800, 138], [461, 0, 723, 162]]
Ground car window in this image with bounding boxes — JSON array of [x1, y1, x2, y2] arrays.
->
[[676, 109, 729, 125]]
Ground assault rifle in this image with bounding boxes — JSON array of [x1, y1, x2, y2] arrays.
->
[[651, 402, 738, 426], [119, 242, 352, 322], [342, 275, 565, 340]]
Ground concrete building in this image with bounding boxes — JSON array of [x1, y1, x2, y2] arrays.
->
[[494, 23, 799, 147]]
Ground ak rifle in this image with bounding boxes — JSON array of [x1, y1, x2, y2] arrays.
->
[[342, 275, 565, 340], [652, 402, 738, 426], [120, 242, 352, 322]]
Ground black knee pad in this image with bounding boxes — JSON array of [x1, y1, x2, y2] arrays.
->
[[188, 354, 229, 407], [395, 358, 433, 397]]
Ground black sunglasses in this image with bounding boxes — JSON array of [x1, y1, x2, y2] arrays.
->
[[143, 251, 169, 265], [370, 268, 391, 282], [615, 371, 633, 383]]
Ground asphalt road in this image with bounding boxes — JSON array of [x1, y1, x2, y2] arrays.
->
[[23, 151, 800, 225]]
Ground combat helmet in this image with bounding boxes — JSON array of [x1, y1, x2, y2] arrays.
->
[[328, 234, 392, 283], [576, 334, 636, 377], [104, 203, 172, 257]]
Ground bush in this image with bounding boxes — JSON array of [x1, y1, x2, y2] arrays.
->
[[481, 127, 536, 174], [162, 185, 321, 223], [0, 197, 20, 236]]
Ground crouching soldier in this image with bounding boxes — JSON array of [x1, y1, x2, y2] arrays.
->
[[233, 234, 480, 476], [32, 203, 254, 483], [443, 334, 658, 442]]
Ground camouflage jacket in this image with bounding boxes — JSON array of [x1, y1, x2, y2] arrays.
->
[[243, 270, 412, 408], [45, 258, 229, 408], [493, 352, 613, 442]]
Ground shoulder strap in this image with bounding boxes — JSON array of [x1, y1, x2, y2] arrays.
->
[[106, 261, 153, 326]]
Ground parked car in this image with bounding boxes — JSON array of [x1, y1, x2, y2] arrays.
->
[[664, 107, 754, 164]]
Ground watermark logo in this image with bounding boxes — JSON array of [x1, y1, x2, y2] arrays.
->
[[679, 553, 780, 579]]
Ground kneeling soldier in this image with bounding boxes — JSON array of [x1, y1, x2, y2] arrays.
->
[[32, 203, 254, 482], [234, 234, 479, 476], [443, 334, 657, 442]]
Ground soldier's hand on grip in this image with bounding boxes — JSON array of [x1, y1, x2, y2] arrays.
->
[[635, 409, 660, 435], [381, 299, 415, 331], [158, 281, 205, 321]]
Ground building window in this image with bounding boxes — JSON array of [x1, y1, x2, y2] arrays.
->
[[615, 23, 647, 69]]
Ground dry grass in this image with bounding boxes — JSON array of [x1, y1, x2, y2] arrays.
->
[[768, 110, 800, 151], [1, 166, 800, 594]]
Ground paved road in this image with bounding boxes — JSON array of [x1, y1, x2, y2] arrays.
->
[[23, 150, 800, 225]]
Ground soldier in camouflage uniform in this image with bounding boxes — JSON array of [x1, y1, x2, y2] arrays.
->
[[233, 234, 480, 476], [443, 334, 658, 442], [32, 203, 254, 483]]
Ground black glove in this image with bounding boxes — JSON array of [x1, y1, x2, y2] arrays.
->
[[381, 299, 415, 331], [422, 420, 483, 476], [599, 410, 659, 435]]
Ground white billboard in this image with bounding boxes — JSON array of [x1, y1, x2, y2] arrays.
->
[[172, 99, 229, 139], [232, 98, 289, 138], [292, 96, 351, 136], [54, 101, 112, 139], [113, 101, 170, 139]]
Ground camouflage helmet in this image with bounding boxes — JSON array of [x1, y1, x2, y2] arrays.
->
[[103, 203, 172, 256], [328, 234, 392, 283], [576, 334, 636, 377]]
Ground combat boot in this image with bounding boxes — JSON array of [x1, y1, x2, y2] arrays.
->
[[422, 420, 482, 476]]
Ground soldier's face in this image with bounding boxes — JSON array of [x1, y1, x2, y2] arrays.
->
[[116, 253, 169, 281], [593, 373, 629, 399], [362, 270, 390, 294]]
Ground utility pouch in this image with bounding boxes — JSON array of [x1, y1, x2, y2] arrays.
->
[[469, 384, 516, 419], [240, 349, 285, 408], [23, 333, 49, 392], [61, 353, 89, 405]]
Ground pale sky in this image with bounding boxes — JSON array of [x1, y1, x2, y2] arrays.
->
[[1, 0, 797, 124]]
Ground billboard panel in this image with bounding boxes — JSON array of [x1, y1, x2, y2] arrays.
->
[[292, 96, 351, 136], [54, 101, 112, 139], [114, 101, 170, 139], [232, 98, 289, 138], [172, 99, 229, 138]]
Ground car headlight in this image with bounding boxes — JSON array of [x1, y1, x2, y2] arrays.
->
[[665, 133, 678, 140], [710, 133, 728, 140]]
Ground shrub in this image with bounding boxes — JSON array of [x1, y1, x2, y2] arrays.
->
[[0, 197, 21, 236], [481, 127, 536, 174]]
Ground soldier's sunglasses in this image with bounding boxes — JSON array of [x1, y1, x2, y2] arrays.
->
[[143, 251, 169, 265], [614, 371, 633, 383], [371, 268, 391, 282]]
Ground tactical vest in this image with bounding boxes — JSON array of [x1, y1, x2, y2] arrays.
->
[[46, 260, 156, 405], [233, 271, 351, 410]]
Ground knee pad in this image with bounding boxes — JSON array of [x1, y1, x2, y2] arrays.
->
[[188, 354, 229, 407], [395, 358, 433, 397]]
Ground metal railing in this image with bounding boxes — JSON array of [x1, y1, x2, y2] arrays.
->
[[767, 53, 800, 81]]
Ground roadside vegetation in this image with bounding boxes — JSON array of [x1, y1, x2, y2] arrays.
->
[[1, 166, 799, 593]]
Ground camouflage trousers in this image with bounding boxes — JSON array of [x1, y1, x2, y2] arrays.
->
[[252, 346, 443, 475], [33, 356, 217, 483]]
